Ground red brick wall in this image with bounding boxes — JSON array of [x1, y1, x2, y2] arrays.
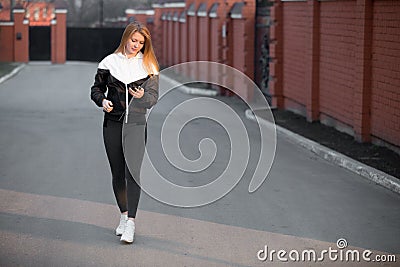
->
[[319, 0, 356, 127], [152, 5, 185, 67], [270, 0, 400, 149], [282, 2, 307, 108], [1, 8, 66, 64], [154, 1, 255, 99], [0, 24, 14, 62], [370, 0, 400, 147]]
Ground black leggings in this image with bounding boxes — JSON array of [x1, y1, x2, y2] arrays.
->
[[103, 119, 146, 218]]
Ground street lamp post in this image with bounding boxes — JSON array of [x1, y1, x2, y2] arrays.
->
[[10, 0, 14, 21], [99, 0, 104, 27]]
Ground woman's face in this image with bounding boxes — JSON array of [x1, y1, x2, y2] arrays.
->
[[125, 31, 145, 58]]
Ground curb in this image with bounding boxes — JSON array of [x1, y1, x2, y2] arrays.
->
[[0, 64, 25, 84], [245, 109, 400, 195]]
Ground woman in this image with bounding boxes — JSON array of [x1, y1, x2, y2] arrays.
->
[[90, 21, 159, 243]]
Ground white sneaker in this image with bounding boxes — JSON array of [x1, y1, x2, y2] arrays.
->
[[120, 220, 135, 243], [115, 214, 128, 236]]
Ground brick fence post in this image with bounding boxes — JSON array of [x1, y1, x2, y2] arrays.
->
[[161, 13, 168, 67], [179, 11, 188, 64], [173, 12, 180, 66], [305, 0, 320, 122], [13, 8, 29, 63], [353, 0, 373, 142], [187, 1, 199, 79], [152, 4, 163, 66], [167, 13, 173, 66], [269, 0, 283, 108], [197, 2, 213, 82], [51, 9, 67, 64]]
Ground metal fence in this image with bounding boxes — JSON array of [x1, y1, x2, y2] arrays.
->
[[66, 27, 125, 62]]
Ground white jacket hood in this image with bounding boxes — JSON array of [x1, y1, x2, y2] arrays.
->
[[98, 52, 149, 84]]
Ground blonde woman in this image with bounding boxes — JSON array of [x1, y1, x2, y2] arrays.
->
[[90, 21, 159, 243]]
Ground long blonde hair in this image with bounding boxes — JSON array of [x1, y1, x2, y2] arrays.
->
[[115, 21, 159, 75]]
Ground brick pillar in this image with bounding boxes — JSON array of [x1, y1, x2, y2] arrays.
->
[[167, 14, 174, 66], [231, 19, 249, 100], [242, 0, 255, 81], [220, 0, 237, 66], [173, 13, 180, 65], [228, 0, 255, 101], [209, 12, 220, 64], [51, 9, 67, 64], [353, 0, 373, 142], [186, 0, 198, 63], [197, 2, 212, 82], [161, 14, 168, 67], [179, 11, 188, 64], [152, 5, 163, 66], [209, 1, 235, 96], [147, 19, 154, 38], [209, 15, 220, 85], [13, 9, 29, 63], [269, 0, 283, 108], [177, 11, 187, 76], [305, 0, 320, 122]]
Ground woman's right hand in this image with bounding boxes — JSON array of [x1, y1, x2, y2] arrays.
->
[[102, 99, 113, 113]]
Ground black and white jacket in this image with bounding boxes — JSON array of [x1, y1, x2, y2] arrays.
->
[[90, 52, 159, 124]]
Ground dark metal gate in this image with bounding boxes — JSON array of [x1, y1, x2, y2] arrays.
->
[[255, 0, 272, 103], [67, 27, 125, 62], [29, 26, 51, 60]]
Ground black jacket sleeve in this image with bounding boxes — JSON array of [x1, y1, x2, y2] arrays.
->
[[131, 74, 159, 109], [90, 68, 110, 107]]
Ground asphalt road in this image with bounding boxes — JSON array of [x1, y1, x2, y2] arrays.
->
[[0, 62, 399, 266]]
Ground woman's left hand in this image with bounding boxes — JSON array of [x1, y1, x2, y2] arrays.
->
[[129, 87, 144, 98]]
